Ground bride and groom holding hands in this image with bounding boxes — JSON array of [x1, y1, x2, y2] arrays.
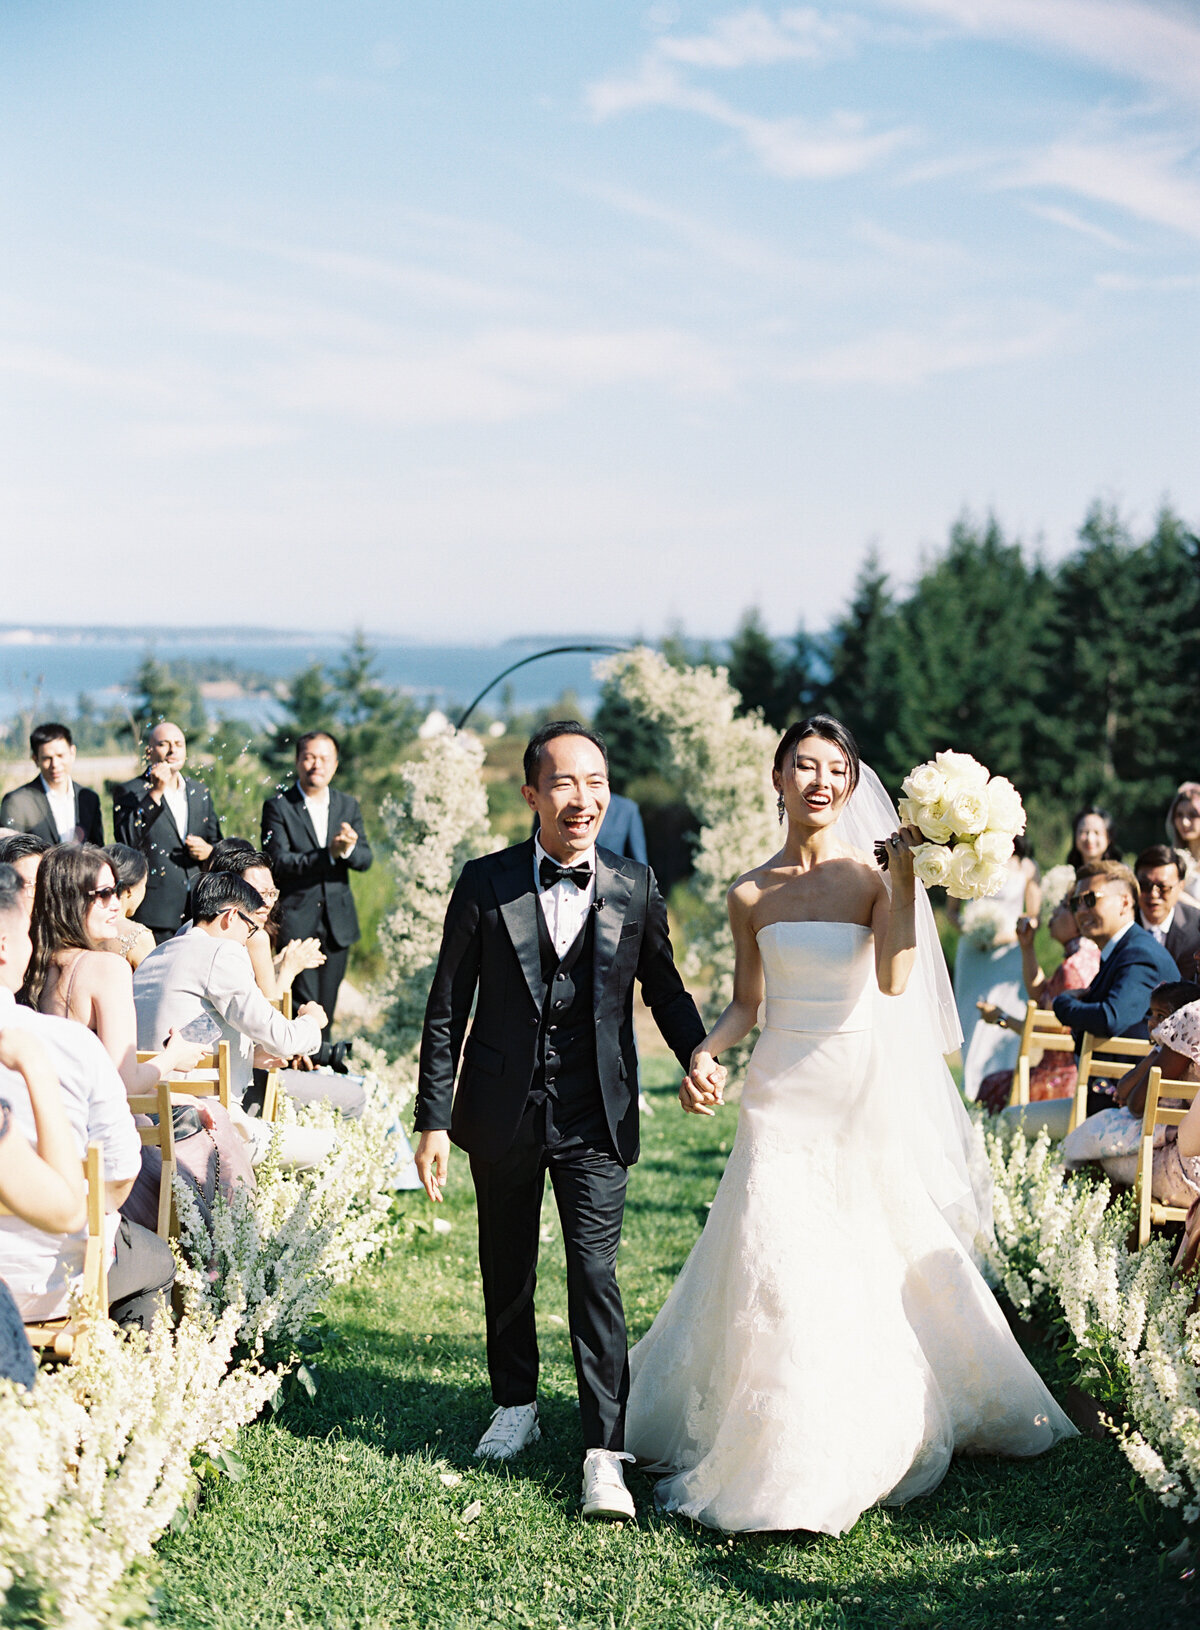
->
[[413, 717, 1073, 1532]]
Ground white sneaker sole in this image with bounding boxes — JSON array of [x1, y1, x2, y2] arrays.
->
[[474, 1422, 541, 1461], [581, 1492, 636, 1521]]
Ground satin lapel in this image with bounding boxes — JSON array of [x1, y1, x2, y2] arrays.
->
[[493, 842, 545, 1011], [592, 852, 634, 1006]]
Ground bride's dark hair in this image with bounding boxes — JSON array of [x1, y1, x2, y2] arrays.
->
[[773, 715, 861, 797]]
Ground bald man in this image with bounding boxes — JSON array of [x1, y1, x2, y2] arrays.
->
[[113, 722, 222, 942]]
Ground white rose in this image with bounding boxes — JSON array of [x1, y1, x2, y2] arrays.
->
[[946, 841, 985, 899], [911, 842, 953, 888], [946, 785, 990, 837], [973, 860, 1011, 899], [934, 750, 989, 791], [975, 829, 1015, 865], [915, 801, 956, 845], [985, 775, 1027, 836], [901, 762, 946, 806]]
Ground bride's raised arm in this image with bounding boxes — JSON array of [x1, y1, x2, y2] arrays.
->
[[872, 827, 922, 997], [680, 880, 763, 1116]]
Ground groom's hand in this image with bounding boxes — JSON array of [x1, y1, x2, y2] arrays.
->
[[681, 1050, 725, 1115], [415, 1130, 450, 1203]]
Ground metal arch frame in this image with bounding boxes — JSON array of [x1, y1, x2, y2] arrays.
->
[[454, 643, 630, 730]]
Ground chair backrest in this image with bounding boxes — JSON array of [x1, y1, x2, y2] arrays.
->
[[124, 1079, 177, 1240], [137, 1039, 232, 1109], [1008, 1001, 1075, 1107], [0, 1142, 109, 1355], [1069, 1033, 1152, 1133], [1135, 1066, 1200, 1247]]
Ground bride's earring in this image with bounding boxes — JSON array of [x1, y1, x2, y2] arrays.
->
[[777, 791, 786, 824]]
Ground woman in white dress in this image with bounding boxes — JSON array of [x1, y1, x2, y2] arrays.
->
[[951, 845, 1039, 1099], [625, 715, 1075, 1535]]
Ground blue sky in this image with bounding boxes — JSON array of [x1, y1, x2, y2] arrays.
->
[[1, 0, 1197, 638]]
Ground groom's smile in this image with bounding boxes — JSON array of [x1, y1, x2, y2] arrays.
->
[[522, 729, 611, 862]]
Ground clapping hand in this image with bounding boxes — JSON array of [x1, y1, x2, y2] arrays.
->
[[330, 822, 358, 859], [1016, 914, 1038, 950], [185, 835, 213, 862], [680, 1048, 726, 1116]]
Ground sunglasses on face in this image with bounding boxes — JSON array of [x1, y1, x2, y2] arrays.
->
[[1137, 878, 1176, 897], [88, 885, 119, 904], [1069, 890, 1120, 911]]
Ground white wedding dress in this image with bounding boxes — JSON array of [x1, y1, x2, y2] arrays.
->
[[626, 920, 1075, 1534]]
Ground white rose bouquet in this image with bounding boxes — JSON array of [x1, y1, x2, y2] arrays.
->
[[893, 750, 1026, 901], [959, 897, 1013, 951]]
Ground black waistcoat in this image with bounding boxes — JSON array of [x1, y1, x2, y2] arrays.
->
[[530, 904, 601, 1127]]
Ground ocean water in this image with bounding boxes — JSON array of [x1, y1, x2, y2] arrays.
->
[[0, 630, 622, 728]]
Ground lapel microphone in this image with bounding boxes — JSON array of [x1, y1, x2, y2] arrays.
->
[[593, 897, 606, 914]]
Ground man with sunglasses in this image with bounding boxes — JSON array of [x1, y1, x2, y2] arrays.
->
[[1133, 845, 1200, 978], [1053, 860, 1179, 1115]]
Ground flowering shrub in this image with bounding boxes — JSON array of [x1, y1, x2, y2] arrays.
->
[[898, 750, 1026, 899], [0, 1303, 278, 1628], [1040, 864, 1078, 916], [984, 1120, 1200, 1523], [599, 647, 776, 1072]]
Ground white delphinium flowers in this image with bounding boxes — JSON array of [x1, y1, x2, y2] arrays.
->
[[898, 750, 1026, 900], [959, 897, 1014, 952]]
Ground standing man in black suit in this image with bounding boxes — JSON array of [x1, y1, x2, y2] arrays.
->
[[113, 721, 222, 943], [261, 730, 373, 1023], [0, 723, 104, 847], [413, 721, 711, 1522]]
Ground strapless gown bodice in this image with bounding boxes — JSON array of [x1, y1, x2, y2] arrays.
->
[[625, 919, 1075, 1534]]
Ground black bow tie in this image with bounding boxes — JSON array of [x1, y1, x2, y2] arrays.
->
[[539, 857, 592, 892]]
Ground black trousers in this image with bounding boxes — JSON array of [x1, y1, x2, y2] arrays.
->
[[107, 1218, 175, 1331], [470, 1100, 629, 1451], [292, 941, 350, 1024]]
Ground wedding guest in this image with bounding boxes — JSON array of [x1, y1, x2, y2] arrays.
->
[[24, 845, 203, 1092], [0, 864, 172, 1331], [1134, 845, 1200, 974], [262, 731, 372, 1024], [113, 722, 222, 943], [976, 879, 1102, 1115], [1053, 860, 1178, 1117], [952, 839, 1040, 1099], [598, 793, 648, 864], [1066, 806, 1120, 870], [205, 844, 325, 1004], [102, 844, 157, 971], [0, 833, 48, 921], [1097, 999, 1200, 1212], [1166, 782, 1200, 903], [0, 723, 104, 847], [134, 871, 334, 1169], [1062, 980, 1200, 1174]]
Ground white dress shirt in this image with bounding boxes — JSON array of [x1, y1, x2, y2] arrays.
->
[[163, 778, 189, 838], [1099, 919, 1135, 962], [533, 835, 596, 958], [40, 775, 77, 842], [302, 787, 330, 849], [1145, 910, 1174, 948], [0, 987, 141, 1319]]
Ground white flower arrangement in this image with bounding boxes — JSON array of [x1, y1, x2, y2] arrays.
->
[[1039, 864, 1078, 916], [959, 897, 1014, 952], [982, 1118, 1200, 1526], [897, 750, 1026, 900]]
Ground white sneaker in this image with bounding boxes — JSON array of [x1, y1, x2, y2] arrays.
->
[[474, 1403, 540, 1461], [581, 1449, 636, 1520]]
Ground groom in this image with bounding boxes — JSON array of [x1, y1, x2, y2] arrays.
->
[[414, 721, 709, 1520]]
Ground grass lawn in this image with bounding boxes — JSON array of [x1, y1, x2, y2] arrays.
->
[[157, 1059, 1197, 1630]]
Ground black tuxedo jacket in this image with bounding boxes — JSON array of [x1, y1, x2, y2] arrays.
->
[[415, 839, 706, 1166], [112, 774, 222, 930], [0, 777, 104, 847], [261, 783, 373, 949], [1161, 898, 1200, 979]]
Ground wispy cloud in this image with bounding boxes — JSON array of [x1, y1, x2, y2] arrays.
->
[[654, 6, 855, 69], [1007, 136, 1200, 242], [1025, 202, 1134, 251], [787, 309, 1072, 385], [875, 0, 1200, 100]]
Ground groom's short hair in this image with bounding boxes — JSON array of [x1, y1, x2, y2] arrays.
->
[[523, 721, 609, 789]]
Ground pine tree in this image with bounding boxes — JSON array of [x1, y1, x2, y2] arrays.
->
[[822, 550, 904, 781]]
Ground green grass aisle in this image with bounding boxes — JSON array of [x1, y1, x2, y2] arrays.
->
[[157, 1060, 1196, 1630]]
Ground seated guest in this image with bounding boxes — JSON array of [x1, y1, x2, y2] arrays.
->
[[0, 863, 172, 1331], [1134, 844, 1200, 976], [113, 722, 222, 943], [262, 731, 373, 1025], [0, 1024, 89, 1387], [205, 843, 325, 1004], [1166, 782, 1200, 903], [1099, 999, 1200, 1214], [1061, 980, 1200, 1171], [103, 844, 157, 971], [0, 723, 104, 848], [1066, 805, 1120, 870], [0, 833, 48, 920], [976, 882, 1101, 1114], [134, 872, 333, 1167], [24, 845, 204, 1092], [1172, 1016, 1200, 1273]]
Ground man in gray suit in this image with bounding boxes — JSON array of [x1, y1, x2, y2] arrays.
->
[[1135, 845, 1200, 978], [0, 723, 104, 847]]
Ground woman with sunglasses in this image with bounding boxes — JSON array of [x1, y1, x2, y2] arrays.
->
[[23, 845, 205, 1092], [102, 843, 157, 971]]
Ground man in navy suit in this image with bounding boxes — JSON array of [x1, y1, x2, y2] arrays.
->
[[596, 793, 647, 865], [0, 723, 104, 847], [1054, 860, 1179, 1114]]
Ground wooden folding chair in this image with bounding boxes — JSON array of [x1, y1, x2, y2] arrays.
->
[[1007, 1001, 1076, 1108], [124, 1079, 178, 1241], [1069, 1033, 1153, 1135], [138, 1039, 233, 1110], [0, 1143, 110, 1360], [1135, 1066, 1200, 1248]]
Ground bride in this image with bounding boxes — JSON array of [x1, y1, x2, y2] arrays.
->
[[625, 715, 1075, 1534]]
